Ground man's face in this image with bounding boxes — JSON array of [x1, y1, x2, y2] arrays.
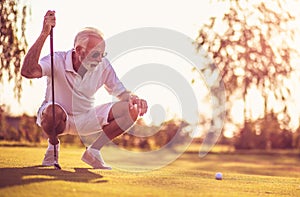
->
[[80, 36, 106, 70]]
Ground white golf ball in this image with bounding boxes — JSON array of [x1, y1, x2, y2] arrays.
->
[[215, 172, 223, 180]]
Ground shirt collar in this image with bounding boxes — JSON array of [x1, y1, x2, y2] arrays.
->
[[65, 49, 76, 73]]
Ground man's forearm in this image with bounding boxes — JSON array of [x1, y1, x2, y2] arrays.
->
[[21, 33, 48, 78]]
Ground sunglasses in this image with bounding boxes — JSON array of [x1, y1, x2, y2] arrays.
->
[[89, 51, 107, 59]]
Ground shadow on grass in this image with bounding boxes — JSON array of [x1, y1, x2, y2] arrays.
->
[[0, 166, 107, 188]]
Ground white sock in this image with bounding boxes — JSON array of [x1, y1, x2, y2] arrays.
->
[[47, 139, 60, 151], [90, 131, 110, 150], [88, 147, 100, 156]]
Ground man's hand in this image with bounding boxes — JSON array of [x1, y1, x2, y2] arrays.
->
[[129, 95, 148, 116], [42, 10, 56, 36]]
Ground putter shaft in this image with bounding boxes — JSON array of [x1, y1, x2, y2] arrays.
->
[[50, 27, 60, 170]]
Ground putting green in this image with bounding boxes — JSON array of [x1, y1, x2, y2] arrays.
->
[[0, 144, 299, 197]]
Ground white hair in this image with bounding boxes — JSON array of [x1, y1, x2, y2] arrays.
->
[[74, 27, 104, 49]]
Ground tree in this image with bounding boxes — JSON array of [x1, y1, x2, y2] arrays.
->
[[0, 0, 30, 101], [195, 0, 299, 131], [0, 105, 8, 140], [234, 111, 294, 150], [294, 127, 300, 149]]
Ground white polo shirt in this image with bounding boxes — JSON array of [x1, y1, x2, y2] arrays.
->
[[39, 49, 126, 116]]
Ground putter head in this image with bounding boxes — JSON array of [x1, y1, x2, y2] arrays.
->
[[54, 162, 61, 170]]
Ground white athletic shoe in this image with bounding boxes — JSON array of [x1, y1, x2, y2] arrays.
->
[[42, 140, 60, 166], [81, 147, 112, 170]]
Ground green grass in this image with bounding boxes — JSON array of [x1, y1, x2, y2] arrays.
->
[[0, 144, 299, 197]]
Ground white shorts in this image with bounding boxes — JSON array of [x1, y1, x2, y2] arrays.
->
[[36, 101, 115, 136]]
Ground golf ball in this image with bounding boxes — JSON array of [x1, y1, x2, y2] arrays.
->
[[215, 172, 223, 180]]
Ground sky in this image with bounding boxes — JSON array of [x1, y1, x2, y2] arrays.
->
[[2, 0, 300, 135]]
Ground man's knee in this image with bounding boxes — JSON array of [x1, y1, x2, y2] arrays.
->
[[42, 105, 66, 124], [119, 101, 138, 123], [110, 101, 138, 124], [41, 104, 67, 136], [129, 105, 138, 122]]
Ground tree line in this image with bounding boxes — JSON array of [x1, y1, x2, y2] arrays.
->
[[1, 106, 300, 150]]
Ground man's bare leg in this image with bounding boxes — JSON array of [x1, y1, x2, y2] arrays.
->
[[40, 104, 67, 166], [90, 101, 138, 150], [81, 101, 138, 169]]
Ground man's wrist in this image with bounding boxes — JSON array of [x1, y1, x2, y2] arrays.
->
[[118, 90, 132, 101], [39, 31, 49, 39]]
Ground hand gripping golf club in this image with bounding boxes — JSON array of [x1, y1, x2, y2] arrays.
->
[[50, 27, 61, 170]]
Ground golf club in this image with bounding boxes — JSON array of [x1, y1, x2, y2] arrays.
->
[[50, 27, 61, 170]]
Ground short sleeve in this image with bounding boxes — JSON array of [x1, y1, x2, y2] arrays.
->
[[102, 59, 126, 97], [39, 54, 52, 77]]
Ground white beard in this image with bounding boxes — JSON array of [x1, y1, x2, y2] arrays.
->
[[79, 56, 100, 71]]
